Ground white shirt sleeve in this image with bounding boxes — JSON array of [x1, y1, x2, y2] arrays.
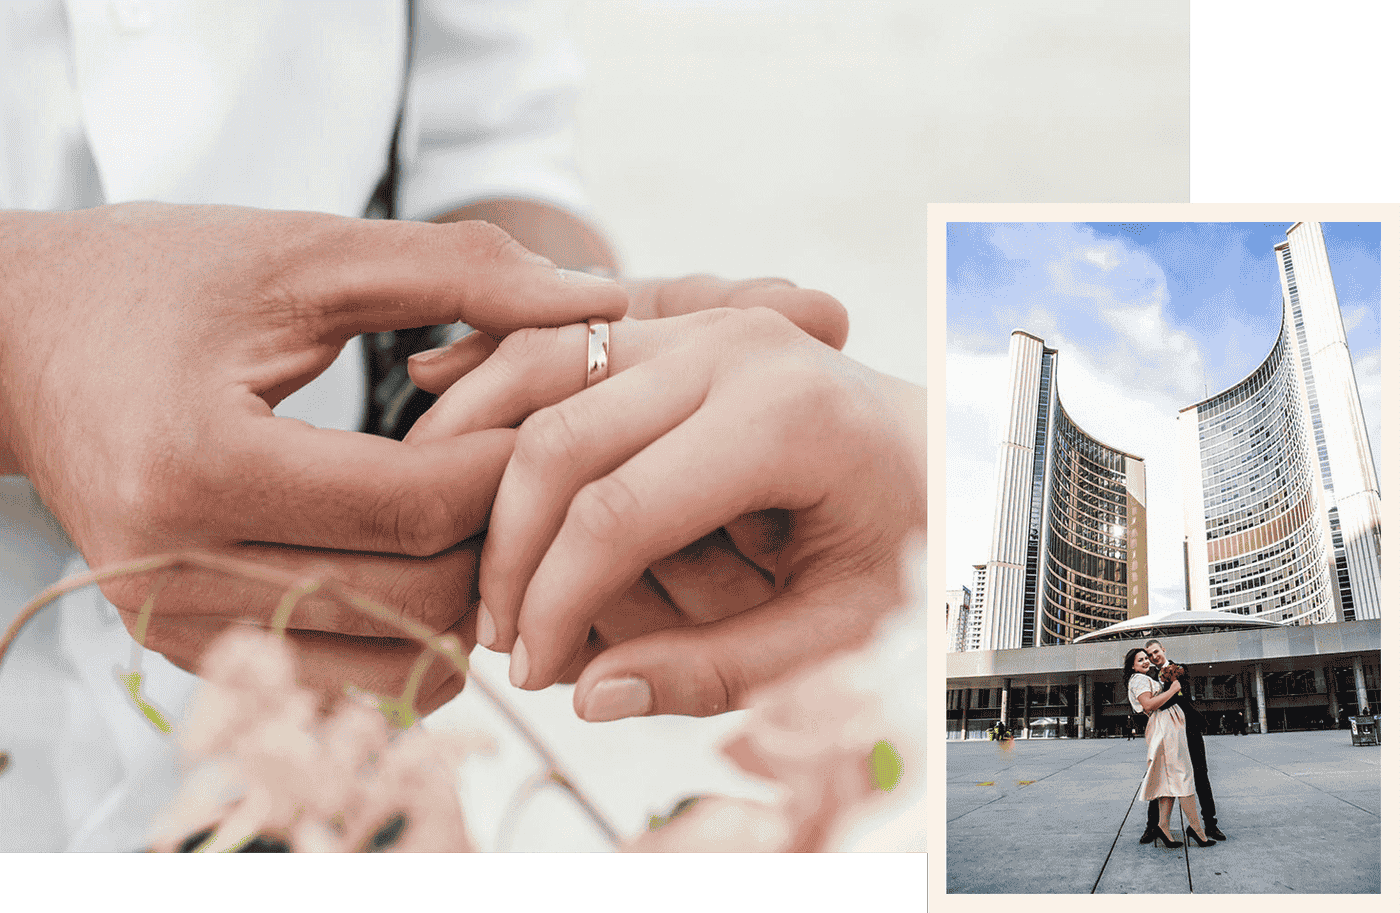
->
[[1127, 672, 1156, 714], [396, 0, 591, 222]]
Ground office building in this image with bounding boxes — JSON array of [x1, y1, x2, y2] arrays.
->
[[946, 586, 972, 653], [978, 331, 1149, 650], [1179, 222, 1381, 625], [965, 563, 988, 651], [948, 221, 1382, 742]]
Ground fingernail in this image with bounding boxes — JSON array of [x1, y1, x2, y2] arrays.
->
[[557, 268, 616, 285], [508, 639, 529, 688], [476, 604, 497, 649], [407, 346, 449, 366], [581, 677, 652, 722]]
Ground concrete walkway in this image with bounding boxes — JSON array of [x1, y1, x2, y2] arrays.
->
[[947, 730, 1380, 893]]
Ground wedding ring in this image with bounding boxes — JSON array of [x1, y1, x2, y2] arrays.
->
[[585, 317, 610, 388]]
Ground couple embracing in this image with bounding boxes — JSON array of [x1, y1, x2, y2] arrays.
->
[[1124, 639, 1229, 849]]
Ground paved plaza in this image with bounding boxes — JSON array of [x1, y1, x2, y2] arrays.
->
[[947, 729, 1381, 894]]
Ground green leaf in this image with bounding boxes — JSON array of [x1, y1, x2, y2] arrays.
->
[[647, 795, 706, 831], [118, 670, 173, 734], [376, 698, 417, 730], [363, 813, 409, 852], [867, 739, 903, 792]]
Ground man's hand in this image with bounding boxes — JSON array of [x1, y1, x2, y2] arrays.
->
[[0, 202, 626, 710]]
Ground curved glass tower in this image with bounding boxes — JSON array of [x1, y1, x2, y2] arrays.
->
[[1180, 222, 1381, 624], [1040, 407, 1148, 645], [979, 331, 1148, 649]]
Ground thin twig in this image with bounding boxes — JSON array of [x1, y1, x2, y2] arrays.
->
[[0, 550, 622, 850], [494, 772, 551, 851], [270, 577, 324, 636], [467, 668, 621, 848], [0, 552, 181, 673]]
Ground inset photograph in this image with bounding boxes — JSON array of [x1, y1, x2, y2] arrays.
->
[[941, 216, 1383, 894]]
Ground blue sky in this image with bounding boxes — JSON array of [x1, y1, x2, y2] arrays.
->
[[948, 222, 1380, 398], [944, 222, 1381, 614], [1087, 222, 1379, 394]]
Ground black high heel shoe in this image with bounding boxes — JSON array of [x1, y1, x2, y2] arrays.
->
[[1186, 826, 1217, 847], [1151, 825, 1183, 848]]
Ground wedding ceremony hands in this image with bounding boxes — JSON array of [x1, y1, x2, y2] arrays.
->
[[0, 202, 628, 710], [406, 297, 926, 719]]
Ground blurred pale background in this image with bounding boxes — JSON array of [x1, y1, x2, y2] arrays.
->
[[430, 0, 1189, 849], [570, 0, 1187, 386]]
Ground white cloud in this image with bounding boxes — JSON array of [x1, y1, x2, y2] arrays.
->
[[1083, 245, 1116, 270], [946, 224, 1210, 618], [1097, 302, 1208, 400], [944, 347, 1007, 592], [965, 224, 1208, 402], [1352, 350, 1382, 472], [1342, 304, 1372, 335]]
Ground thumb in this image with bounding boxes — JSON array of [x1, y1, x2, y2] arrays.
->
[[286, 216, 629, 339], [571, 580, 880, 721]]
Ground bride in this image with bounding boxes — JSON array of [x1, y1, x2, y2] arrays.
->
[[1124, 648, 1216, 848]]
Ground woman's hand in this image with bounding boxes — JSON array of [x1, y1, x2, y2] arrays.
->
[[406, 275, 852, 691], [1136, 678, 1180, 713], [405, 304, 925, 719]]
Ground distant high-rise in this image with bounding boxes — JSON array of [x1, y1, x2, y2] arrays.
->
[[966, 563, 988, 651], [1180, 222, 1381, 624], [946, 586, 972, 652], [978, 331, 1149, 650]]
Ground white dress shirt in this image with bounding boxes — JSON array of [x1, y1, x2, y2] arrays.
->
[[0, 0, 589, 850]]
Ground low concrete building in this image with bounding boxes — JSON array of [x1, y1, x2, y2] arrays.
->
[[946, 615, 1379, 740]]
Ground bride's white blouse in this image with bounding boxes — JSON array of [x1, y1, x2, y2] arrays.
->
[[1127, 671, 1160, 714]]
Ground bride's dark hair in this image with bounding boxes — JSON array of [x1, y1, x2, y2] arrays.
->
[[1123, 648, 1147, 685]]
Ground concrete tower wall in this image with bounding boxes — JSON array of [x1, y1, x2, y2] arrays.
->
[[1277, 222, 1382, 620], [982, 331, 1045, 650]]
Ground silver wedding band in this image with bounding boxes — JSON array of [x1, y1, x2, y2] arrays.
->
[[585, 317, 610, 388]]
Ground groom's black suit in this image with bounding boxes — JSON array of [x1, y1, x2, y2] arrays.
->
[[1144, 660, 1219, 834]]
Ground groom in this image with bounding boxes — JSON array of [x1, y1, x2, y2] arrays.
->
[[1138, 639, 1228, 843]]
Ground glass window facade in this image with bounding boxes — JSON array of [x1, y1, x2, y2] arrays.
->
[[1039, 407, 1135, 645], [1019, 353, 1055, 647], [1195, 328, 1334, 625], [1183, 224, 1380, 626]]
